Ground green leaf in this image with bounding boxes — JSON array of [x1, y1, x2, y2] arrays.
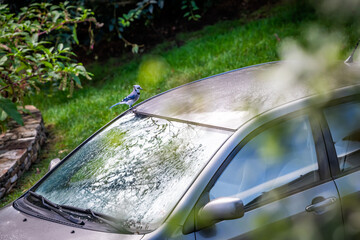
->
[[71, 73, 81, 86], [72, 24, 79, 45], [57, 62, 65, 69], [75, 65, 86, 72], [0, 110, 8, 121], [0, 98, 23, 125], [56, 55, 71, 61], [52, 11, 61, 23], [191, 1, 197, 8], [31, 33, 38, 46], [41, 61, 53, 69], [50, 5, 60, 11], [58, 43, 63, 51], [0, 55, 7, 66]]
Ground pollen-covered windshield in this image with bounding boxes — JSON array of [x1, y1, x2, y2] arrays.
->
[[34, 112, 231, 233]]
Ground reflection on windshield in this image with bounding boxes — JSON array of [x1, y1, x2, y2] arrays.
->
[[35, 113, 231, 232]]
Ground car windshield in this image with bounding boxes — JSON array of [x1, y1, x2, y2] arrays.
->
[[33, 112, 232, 233]]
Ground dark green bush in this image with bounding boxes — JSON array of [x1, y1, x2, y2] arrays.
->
[[0, 2, 100, 130]]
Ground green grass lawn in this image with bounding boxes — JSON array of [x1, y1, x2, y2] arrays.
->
[[0, 1, 356, 207]]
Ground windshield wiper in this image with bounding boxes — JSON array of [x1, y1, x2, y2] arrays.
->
[[28, 191, 85, 225], [50, 203, 133, 234], [77, 208, 132, 234], [27, 191, 132, 234]]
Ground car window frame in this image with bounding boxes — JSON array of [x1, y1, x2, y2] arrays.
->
[[319, 94, 360, 178], [194, 109, 331, 216]]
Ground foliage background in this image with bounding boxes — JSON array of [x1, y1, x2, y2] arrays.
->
[[0, 2, 101, 131], [4, 0, 277, 59]]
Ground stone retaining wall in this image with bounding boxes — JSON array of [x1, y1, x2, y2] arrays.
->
[[0, 106, 46, 199]]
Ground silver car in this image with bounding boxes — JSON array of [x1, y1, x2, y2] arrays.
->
[[1, 61, 359, 240]]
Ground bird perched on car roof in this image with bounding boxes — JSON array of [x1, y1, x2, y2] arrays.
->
[[109, 85, 143, 109]]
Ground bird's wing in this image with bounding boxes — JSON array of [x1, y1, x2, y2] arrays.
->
[[109, 102, 126, 109], [122, 91, 138, 102]]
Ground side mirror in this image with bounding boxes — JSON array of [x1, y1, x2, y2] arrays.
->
[[48, 158, 61, 172], [197, 197, 244, 229]]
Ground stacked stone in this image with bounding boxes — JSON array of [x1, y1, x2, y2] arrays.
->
[[0, 106, 46, 199]]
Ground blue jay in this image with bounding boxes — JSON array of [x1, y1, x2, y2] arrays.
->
[[109, 85, 143, 109]]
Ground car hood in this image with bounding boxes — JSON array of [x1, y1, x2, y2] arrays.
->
[[0, 204, 144, 240]]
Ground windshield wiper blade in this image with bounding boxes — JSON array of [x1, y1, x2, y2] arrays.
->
[[28, 191, 85, 225], [58, 205, 132, 234], [27, 191, 132, 233]]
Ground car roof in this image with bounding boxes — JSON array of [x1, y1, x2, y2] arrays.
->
[[135, 61, 360, 131]]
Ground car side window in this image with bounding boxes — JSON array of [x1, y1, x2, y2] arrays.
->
[[323, 101, 360, 172], [209, 115, 320, 208]]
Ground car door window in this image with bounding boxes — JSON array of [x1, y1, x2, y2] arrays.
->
[[323, 101, 360, 172], [209, 115, 320, 207]]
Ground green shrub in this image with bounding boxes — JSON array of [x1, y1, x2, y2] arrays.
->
[[0, 2, 101, 131]]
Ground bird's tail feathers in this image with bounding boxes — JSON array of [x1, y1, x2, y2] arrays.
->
[[109, 101, 126, 109]]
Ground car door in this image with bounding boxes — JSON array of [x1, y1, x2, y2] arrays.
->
[[322, 98, 360, 239], [194, 113, 344, 240]]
